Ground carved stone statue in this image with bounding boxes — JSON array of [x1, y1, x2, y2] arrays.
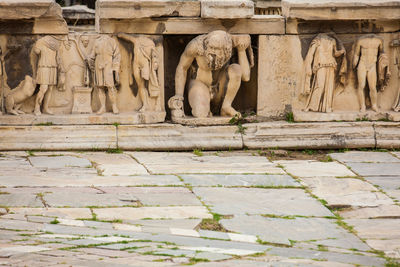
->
[[117, 33, 161, 112], [353, 34, 390, 112], [5, 75, 36, 115], [168, 30, 254, 119], [303, 33, 347, 113], [391, 37, 400, 111], [88, 35, 121, 114], [31, 35, 64, 115]]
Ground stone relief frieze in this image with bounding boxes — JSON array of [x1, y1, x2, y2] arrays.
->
[[168, 30, 254, 122], [0, 32, 165, 124]]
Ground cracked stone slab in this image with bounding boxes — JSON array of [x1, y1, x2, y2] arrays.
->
[[0, 219, 43, 232], [365, 239, 400, 259], [97, 187, 201, 206], [0, 192, 44, 207], [129, 152, 284, 174], [29, 156, 92, 169], [94, 206, 212, 221], [330, 151, 400, 163], [276, 160, 356, 177], [193, 187, 332, 217], [345, 162, 400, 176], [220, 215, 368, 250], [126, 219, 201, 230], [345, 219, 400, 239], [300, 177, 393, 208], [363, 176, 400, 190], [0, 245, 51, 257], [9, 208, 92, 220], [339, 205, 400, 219], [80, 152, 148, 176], [386, 190, 400, 201], [180, 174, 300, 187], [0, 174, 183, 187]]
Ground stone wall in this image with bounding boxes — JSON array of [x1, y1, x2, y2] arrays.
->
[[0, 0, 400, 128]]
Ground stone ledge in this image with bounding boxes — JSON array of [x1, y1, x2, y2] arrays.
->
[[375, 122, 400, 149], [0, 0, 68, 34], [1, 121, 399, 151], [117, 124, 243, 150], [293, 110, 387, 122], [201, 0, 254, 19], [0, 125, 117, 150], [282, 0, 400, 20], [0, 112, 166, 126], [96, 0, 200, 19], [243, 121, 376, 149], [97, 15, 284, 34]]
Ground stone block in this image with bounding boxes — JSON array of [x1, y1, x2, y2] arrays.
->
[[118, 124, 243, 150], [201, 0, 254, 19], [0, 125, 117, 151], [98, 15, 284, 34], [375, 122, 400, 149], [282, 0, 400, 20], [96, 0, 200, 20], [71, 87, 93, 114], [0, 0, 68, 34], [243, 122, 375, 149]]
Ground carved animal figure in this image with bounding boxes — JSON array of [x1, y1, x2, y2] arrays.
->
[[5, 75, 36, 115]]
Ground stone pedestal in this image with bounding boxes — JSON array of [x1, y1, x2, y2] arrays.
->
[[72, 86, 93, 114]]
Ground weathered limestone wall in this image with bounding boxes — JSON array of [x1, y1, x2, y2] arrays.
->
[[1, 0, 400, 150]]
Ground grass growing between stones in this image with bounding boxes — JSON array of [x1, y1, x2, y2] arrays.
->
[[106, 148, 123, 154]]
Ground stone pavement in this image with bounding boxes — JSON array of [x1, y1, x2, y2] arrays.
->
[[0, 150, 399, 266]]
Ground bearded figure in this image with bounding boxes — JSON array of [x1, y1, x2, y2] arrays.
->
[[168, 30, 254, 119]]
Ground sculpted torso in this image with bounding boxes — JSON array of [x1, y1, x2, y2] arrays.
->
[[358, 38, 382, 68]]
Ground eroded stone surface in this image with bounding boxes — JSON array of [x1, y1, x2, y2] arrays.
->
[[277, 160, 356, 177], [220, 215, 368, 250], [345, 162, 400, 176], [180, 174, 299, 187], [130, 152, 284, 174], [339, 205, 400, 219], [300, 177, 393, 208], [330, 152, 400, 163], [193, 187, 332, 216]]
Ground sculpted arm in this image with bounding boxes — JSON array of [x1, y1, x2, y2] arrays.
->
[[232, 34, 252, 82], [174, 41, 196, 97]]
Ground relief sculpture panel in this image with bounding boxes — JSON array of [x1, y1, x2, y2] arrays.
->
[[168, 30, 254, 124]]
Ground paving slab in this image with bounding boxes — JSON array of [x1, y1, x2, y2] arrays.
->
[[9, 208, 92, 219], [300, 177, 393, 208], [387, 190, 400, 201], [268, 246, 385, 267], [345, 219, 400, 239], [79, 152, 149, 176], [28, 156, 92, 168], [0, 192, 44, 207], [339, 205, 400, 219], [365, 239, 400, 258], [193, 188, 332, 217], [98, 187, 201, 206], [330, 152, 400, 163], [220, 215, 368, 250], [127, 219, 201, 230], [363, 176, 400, 190], [0, 174, 183, 187], [276, 160, 356, 177], [0, 219, 43, 232], [129, 152, 284, 174], [180, 174, 300, 187], [345, 162, 400, 176], [94, 206, 212, 221]]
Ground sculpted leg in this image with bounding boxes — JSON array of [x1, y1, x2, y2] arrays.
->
[[221, 64, 242, 117], [357, 64, 367, 112], [107, 86, 119, 114], [134, 68, 149, 112], [367, 67, 379, 112], [96, 87, 106, 115], [34, 84, 48, 116], [42, 85, 54, 115], [188, 79, 211, 118]]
